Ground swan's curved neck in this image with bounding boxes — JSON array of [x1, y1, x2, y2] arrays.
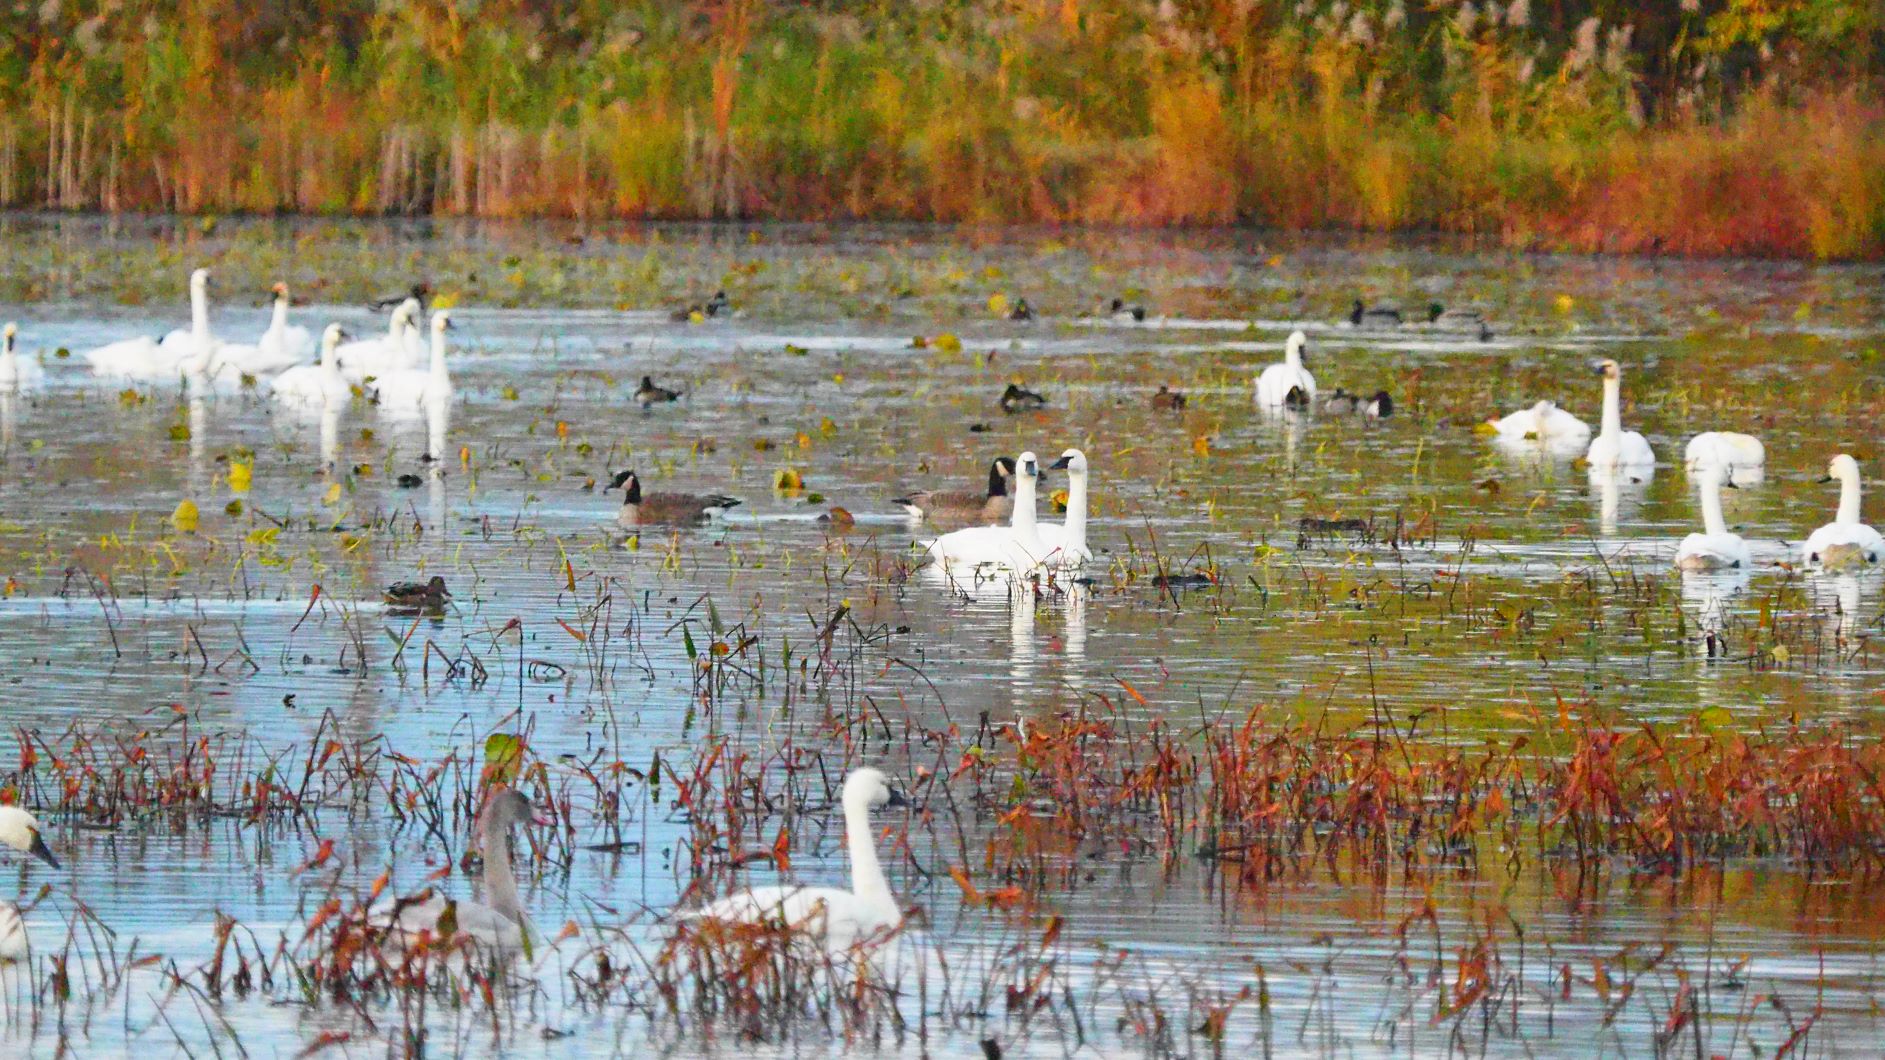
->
[[430, 326, 449, 378], [1599, 376, 1622, 439], [843, 793, 890, 904], [480, 812, 524, 924], [388, 312, 407, 340], [320, 338, 338, 371], [1062, 466, 1088, 547], [1010, 472, 1038, 538], [1839, 471, 1863, 525], [271, 294, 288, 332], [1700, 476, 1728, 537], [191, 282, 210, 344], [1284, 343, 1302, 369]]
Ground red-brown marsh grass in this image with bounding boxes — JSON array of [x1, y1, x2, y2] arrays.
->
[[4, 2, 1882, 258]]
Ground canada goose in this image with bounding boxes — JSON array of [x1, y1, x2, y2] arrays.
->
[[999, 383, 1047, 414], [1255, 331, 1315, 408], [893, 456, 1016, 525], [1109, 298, 1147, 322], [635, 375, 683, 408], [1151, 385, 1187, 410], [1349, 299, 1402, 327], [606, 469, 741, 527], [1586, 359, 1655, 473], [383, 575, 451, 612], [1674, 464, 1750, 571], [372, 787, 551, 953], [678, 768, 907, 959], [1803, 454, 1885, 569]]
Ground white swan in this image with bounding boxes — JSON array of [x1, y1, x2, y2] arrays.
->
[[1035, 448, 1090, 568], [679, 768, 907, 959], [1488, 400, 1589, 453], [1803, 454, 1885, 570], [338, 297, 425, 384], [218, 282, 314, 377], [1254, 330, 1315, 408], [1585, 359, 1655, 474], [1674, 463, 1750, 572], [925, 451, 1049, 574], [0, 805, 61, 964], [1684, 431, 1765, 475], [374, 787, 549, 953], [369, 310, 453, 414], [0, 323, 44, 390], [272, 325, 353, 409], [85, 267, 218, 381]]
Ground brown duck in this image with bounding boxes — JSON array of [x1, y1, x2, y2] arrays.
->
[[1152, 385, 1187, 410], [384, 575, 450, 612], [606, 470, 741, 527], [894, 456, 1016, 526]]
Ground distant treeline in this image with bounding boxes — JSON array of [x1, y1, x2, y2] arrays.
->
[[2, 0, 1881, 257]]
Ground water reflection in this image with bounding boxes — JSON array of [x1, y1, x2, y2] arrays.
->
[[318, 403, 340, 474], [1680, 568, 1750, 644], [1590, 466, 1653, 535]]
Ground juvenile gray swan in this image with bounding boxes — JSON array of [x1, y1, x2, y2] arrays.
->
[[375, 787, 551, 953]]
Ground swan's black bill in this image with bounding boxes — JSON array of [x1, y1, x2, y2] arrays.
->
[[885, 788, 910, 809], [1049, 455, 1072, 470], [1819, 474, 1836, 483], [28, 830, 58, 869]]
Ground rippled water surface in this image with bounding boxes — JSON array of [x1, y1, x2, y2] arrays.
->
[[2, 216, 1885, 1055]]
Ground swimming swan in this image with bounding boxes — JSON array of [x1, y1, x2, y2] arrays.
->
[[1254, 330, 1315, 408], [369, 310, 453, 414], [1684, 431, 1765, 475], [218, 283, 314, 376], [0, 323, 44, 390], [678, 767, 907, 959], [336, 297, 423, 383], [1035, 448, 1090, 568], [271, 325, 353, 409], [1674, 463, 1750, 572], [0, 805, 61, 964], [85, 267, 218, 381], [1488, 400, 1589, 453], [373, 787, 550, 953], [925, 451, 1048, 574], [1585, 359, 1655, 474], [1802, 454, 1885, 570]]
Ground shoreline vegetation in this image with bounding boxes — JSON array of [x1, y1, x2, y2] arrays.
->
[[2, 0, 1882, 259]]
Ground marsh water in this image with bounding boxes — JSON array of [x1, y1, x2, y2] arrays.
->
[[1, 215, 1885, 1055]]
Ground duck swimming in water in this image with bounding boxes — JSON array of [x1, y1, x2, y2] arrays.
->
[[999, 383, 1047, 414], [634, 375, 683, 408]]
